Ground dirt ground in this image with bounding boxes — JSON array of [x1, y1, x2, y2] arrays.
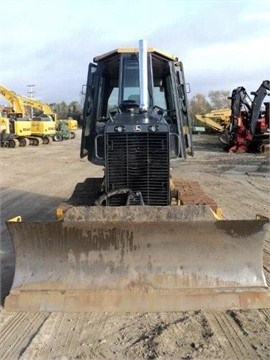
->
[[0, 131, 269, 359]]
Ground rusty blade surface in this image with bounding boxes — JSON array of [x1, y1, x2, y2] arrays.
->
[[5, 205, 269, 311]]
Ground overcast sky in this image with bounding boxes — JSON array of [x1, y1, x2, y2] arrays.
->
[[1, 0, 269, 105]]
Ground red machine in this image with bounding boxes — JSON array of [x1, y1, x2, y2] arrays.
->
[[220, 80, 270, 152]]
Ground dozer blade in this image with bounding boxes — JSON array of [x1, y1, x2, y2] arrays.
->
[[5, 205, 270, 312]]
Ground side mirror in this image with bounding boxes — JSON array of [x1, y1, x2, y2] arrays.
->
[[81, 84, 86, 96]]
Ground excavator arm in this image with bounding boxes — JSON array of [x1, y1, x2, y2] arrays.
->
[[249, 80, 270, 135], [195, 108, 231, 133], [19, 96, 78, 130], [229, 86, 252, 119], [220, 81, 270, 152], [0, 85, 26, 115], [17, 96, 56, 121]]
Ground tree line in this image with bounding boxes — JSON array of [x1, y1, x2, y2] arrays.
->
[[188, 90, 231, 124], [48, 90, 231, 126], [48, 101, 83, 125]]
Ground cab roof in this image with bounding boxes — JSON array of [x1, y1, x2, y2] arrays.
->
[[93, 47, 178, 62]]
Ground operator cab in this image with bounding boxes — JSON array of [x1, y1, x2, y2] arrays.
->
[[81, 43, 193, 167]]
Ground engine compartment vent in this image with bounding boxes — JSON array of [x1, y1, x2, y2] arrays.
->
[[106, 132, 170, 205]]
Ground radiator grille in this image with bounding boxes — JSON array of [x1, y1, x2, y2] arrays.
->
[[106, 132, 169, 205]]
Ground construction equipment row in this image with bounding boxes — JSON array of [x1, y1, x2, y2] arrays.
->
[[0, 85, 77, 147]]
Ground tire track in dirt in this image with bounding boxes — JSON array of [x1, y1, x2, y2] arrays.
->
[[19, 312, 229, 359], [21, 313, 110, 359], [204, 311, 260, 360], [259, 308, 270, 322], [98, 312, 228, 359], [0, 312, 49, 360], [119, 313, 176, 359], [227, 310, 270, 359]]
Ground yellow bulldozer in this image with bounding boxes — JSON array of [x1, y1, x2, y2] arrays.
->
[[5, 40, 269, 312]]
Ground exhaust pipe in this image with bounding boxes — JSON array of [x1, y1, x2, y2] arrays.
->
[[139, 39, 148, 112]]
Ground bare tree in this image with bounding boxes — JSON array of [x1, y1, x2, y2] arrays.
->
[[189, 93, 212, 120], [208, 90, 231, 109]]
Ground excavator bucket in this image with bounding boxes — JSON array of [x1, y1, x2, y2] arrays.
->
[[5, 206, 270, 312]]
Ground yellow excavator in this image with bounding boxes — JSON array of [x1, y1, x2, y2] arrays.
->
[[0, 85, 56, 145], [194, 108, 231, 133], [18, 96, 76, 141], [0, 112, 33, 147], [0, 87, 32, 147], [5, 40, 269, 312], [20, 96, 78, 132]]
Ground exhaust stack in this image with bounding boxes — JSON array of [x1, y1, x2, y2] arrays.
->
[[139, 39, 148, 111]]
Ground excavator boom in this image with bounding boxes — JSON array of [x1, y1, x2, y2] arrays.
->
[[19, 96, 78, 130], [0, 85, 25, 114], [194, 108, 231, 133]]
